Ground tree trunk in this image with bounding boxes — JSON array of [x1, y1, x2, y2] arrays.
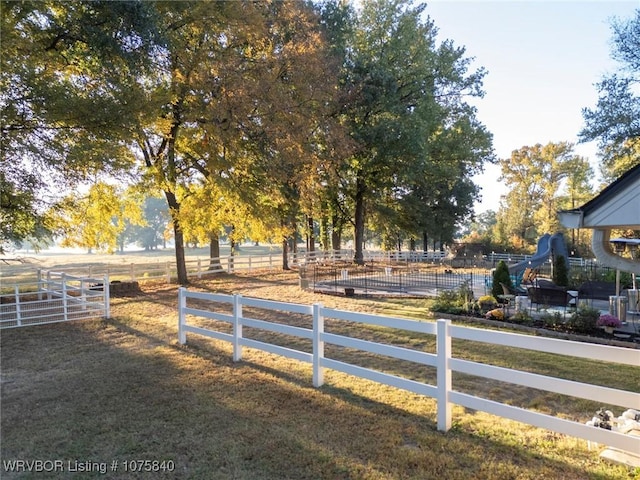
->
[[229, 226, 236, 273], [320, 214, 329, 251], [423, 231, 428, 252], [209, 232, 221, 270], [282, 236, 290, 270], [307, 215, 315, 252], [331, 213, 342, 251], [164, 190, 188, 285], [353, 177, 366, 265], [292, 220, 298, 255]]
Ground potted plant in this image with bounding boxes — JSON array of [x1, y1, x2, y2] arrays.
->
[[597, 314, 622, 334]]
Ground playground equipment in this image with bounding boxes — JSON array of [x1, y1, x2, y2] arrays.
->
[[508, 233, 569, 276]]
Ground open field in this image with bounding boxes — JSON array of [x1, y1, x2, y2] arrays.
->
[[4, 244, 284, 269], [2, 270, 639, 479]]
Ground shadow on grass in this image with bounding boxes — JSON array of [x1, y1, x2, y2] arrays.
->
[[1, 319, 630, 480]]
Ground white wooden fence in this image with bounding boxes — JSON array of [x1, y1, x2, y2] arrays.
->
[[177, 288, 640, 454], [1, 250, 449, 287], [0, 272, 109, 329]]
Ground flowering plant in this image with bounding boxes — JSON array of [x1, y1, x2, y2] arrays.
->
[[478, 295, 497, 305], [597, 314, 621, 328], [485, 308, 504, 321]]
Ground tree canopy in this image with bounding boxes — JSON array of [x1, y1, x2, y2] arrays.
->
[[1, 0, 161, 252], [2, 0, 494, 276], [580, 8, 640, 180]]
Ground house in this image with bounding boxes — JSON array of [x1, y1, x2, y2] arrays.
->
[[558, 163, 640, 276]]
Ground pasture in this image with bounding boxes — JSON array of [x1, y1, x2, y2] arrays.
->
[[1, 264, 638, 479]]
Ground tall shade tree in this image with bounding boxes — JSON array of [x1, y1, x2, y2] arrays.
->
[[131, 195, 170, 251], [134, 1, 342, 279], [496, 142, 578, 250], [557, 156, 594, 256], [580, 9, 640, 176], [0, 1, 162, 250], [598, 137, 640, 183], [52, 182, 145, 254], [330, 0, 491, 263]]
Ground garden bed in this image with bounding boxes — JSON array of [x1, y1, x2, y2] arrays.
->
[[433, 310, 640, 348]]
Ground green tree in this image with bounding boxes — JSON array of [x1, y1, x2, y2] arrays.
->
[[133, 1, 341, 278], [580, 8, 640, 185], [557, 156, 594, 256], [496, 142, 577, 250], [133, 196, 170, 251], [0, 171, 51, 252], [552, 254, 569, 287], [332, 0, 491, 263], [492, 260, 512, 299], [53, 182, 144, 254], [580, 9, 640, 151], [0, 1, 160, 247], [598, 138, 640, 183]]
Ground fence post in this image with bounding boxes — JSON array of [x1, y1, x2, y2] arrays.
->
[[437, 318, 452, 432], [46, 271, 52, 300], [103, 275, 110, 319], [197, 258, 202, 279], [14, 286, 22, 326], [178, 287, 186, 344], [61, 273, 69, 321], [233, 294, 243, 362], [130, 263, 135, 282], [80, 278, 87, 311], [312, 303, 324, 387], [166, 262, 171, 283], [37, 269, 43, 300]]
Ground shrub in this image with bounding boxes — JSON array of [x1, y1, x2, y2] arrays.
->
[[552, 255, 569, 287], [431, 284, 475, 315], [491, 260, 512, 299], [510, 310, 533, 325], [477, 295, 497, 304], [540, 311, 563, 329], [567, 306, 600, 334], [476, 295, 497, 313]]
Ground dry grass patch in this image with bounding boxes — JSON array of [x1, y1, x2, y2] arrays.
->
[[2, 270, 637, 479]]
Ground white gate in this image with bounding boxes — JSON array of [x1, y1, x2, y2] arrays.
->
[[0, 272, 110, 329]]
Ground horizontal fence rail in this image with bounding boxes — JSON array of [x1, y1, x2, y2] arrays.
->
[[303, 264, 478, 296], [0, 272, 109, 329], [0, 250, 614, 291], [178, 288, 640, 454]]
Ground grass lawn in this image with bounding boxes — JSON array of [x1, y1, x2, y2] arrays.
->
[[1, 270, 638, 479]]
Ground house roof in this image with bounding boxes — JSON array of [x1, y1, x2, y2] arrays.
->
[[558, 163, 640, 275], [558, 163, 640, 229]]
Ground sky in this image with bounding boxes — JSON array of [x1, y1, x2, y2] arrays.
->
[[423, 0, 640, 214]]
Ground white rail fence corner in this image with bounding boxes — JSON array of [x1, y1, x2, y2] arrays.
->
[[0, 272, 110, 329], [177, 287, 640, 454]]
